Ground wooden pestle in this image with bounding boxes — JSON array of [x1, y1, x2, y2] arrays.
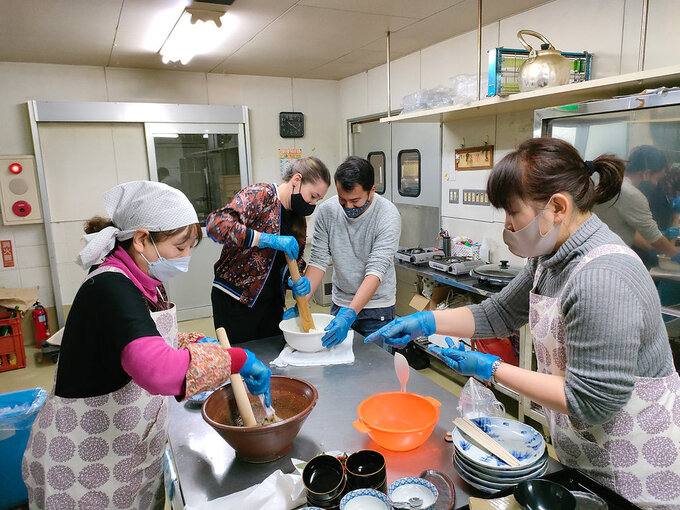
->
[[285, 254, 316, 332], [216, 327, 257, 427]]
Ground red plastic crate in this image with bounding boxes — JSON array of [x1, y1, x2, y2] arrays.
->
[[0, 312, 25, 372]]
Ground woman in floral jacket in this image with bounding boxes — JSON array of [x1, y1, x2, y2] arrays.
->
[[207, 157, 330, 343]]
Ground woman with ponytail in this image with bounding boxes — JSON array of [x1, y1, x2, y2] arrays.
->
[[367, 138, 680, 508]]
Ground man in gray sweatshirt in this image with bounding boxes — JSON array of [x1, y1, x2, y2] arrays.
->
[[287, 156, 401, 350]]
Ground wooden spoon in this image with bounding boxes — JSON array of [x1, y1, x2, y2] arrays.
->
[[284, 254, 316, 332], [216, 327, 257, 427]]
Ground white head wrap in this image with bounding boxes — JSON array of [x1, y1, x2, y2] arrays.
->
[[76, 181, 199, 268]]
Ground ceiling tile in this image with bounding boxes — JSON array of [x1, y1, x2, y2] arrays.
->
[[297, 0, 462, 19], [0, 0, 122, 66], [212, 4, 416, 76]]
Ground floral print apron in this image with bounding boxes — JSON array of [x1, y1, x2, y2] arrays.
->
[[22, 266, 178, 510], [530, 244, 680, 509]]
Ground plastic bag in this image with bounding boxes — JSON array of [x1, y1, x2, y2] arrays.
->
[[457, 377, 505, 419]]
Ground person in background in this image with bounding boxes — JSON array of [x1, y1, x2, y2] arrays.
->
[[593, 145, 680, 267], [157, 166, 181, 189], [206, 157, 330, 343], [367, 138, 679, 508], [286, 156, 401, 350], [22, 181, 271, 510]]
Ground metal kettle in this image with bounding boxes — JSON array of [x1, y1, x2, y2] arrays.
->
[[517, 30, 571, 92]]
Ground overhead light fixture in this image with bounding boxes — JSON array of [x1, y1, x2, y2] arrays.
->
[[159, 8, 234, 65]]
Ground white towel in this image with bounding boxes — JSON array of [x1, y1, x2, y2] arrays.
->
[[271, 331, 355, 367], [184, 462, 306, 510]]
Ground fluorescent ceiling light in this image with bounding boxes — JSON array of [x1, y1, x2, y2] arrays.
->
[[153, 133, 180, 138], [159, 8, 234, 65]]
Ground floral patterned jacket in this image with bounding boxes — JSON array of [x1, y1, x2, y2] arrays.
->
[[206, 183, 306, 307]]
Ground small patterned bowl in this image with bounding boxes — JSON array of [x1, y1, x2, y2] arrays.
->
[[388, 477, 438, 510], [340, 488, 391, 510]]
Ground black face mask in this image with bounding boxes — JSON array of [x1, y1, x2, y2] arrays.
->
[[290, 183, 316, 216]]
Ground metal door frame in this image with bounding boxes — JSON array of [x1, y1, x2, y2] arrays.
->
[[28, 101, 252, 326]]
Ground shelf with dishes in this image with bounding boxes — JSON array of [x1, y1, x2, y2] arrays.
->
[[380, 65, 680, 124]]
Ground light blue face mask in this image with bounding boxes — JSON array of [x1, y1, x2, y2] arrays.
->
[[141, 238, 191, 281], [343, 198, 371, 218]]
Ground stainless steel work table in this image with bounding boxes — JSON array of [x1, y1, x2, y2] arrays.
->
[[167, 334, 562, 509]]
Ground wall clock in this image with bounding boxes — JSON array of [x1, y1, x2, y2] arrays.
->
[[279, 112, 304, 138]]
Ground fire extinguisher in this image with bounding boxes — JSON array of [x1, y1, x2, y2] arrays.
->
[[32, 301, 51, 348]]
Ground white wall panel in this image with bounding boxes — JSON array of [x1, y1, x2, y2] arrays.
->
[[38, 123, 119, 222], [644, 0, 680, 71], [420, 23, 499, 94], [0, 62, 107, 155], [292, 78, 341, 172], [112, 124, 150, 182], [105, 68, 209, 104]]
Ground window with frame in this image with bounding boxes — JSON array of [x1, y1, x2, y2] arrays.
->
[[367, 151, 386, 194], [398, 149, 420, 197]]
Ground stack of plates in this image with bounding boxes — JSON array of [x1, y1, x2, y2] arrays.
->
[[451, 417, 548, 494]]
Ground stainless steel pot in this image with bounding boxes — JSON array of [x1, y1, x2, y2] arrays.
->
[[517, 30, 571, 92]]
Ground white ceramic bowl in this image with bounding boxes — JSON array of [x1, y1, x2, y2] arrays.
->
[[388, 477, 438, 510], [340, 488, 390, 510], [658, 254, 680, 272], [279, 313, 335, 352]]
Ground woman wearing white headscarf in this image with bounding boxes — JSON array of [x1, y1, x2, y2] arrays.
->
[[22, 181, 271, 510]]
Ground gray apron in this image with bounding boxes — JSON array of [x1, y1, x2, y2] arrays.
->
[[22, 266, 178, 510], [530, 244, 680, 508]]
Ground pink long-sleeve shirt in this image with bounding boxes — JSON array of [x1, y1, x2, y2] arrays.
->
[[102, 247, 245, 396]]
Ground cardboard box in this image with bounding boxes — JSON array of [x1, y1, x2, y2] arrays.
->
[[409, 286, 451, 312]]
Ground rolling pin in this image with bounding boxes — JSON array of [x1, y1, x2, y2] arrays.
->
[[215, 327, 257, 427], [285, 254, 316, 332]]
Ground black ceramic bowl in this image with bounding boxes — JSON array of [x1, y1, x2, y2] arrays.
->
[[345, 450, 386, 490], [303, 454, 347, 504], [514, 479, 576, 510]]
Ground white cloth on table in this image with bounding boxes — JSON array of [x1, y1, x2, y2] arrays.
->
[[184, 464, 306, 510], [76, 180, 198, 268], [271, 331, 355, 367]]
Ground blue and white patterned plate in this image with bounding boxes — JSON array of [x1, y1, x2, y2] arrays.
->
[[454, 466, 501, 494], [454, 448, 549, 478], [454, 452, 548, 489], [340, 488, 390, 510], [452, 417, 545, 470], [388, 477, 438, 510]]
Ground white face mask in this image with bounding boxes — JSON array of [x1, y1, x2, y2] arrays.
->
[[502, 202, 560, 258], [141, 238, 191, 281]]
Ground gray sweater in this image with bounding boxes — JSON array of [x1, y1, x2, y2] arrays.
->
[[470, 215, 674, 425], [308, 195, 401, 308], [592, 177, 663, 245]]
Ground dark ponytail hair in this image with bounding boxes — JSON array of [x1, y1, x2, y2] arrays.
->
[[84, 216, 202, 257], [487, 137, 625, 213]]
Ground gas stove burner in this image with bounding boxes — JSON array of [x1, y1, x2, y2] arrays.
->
[[429, 257, 485, 275], [395, 247, 440, 264]]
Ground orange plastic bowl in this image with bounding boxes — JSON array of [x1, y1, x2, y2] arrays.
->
[[353, 392, 441, 451]]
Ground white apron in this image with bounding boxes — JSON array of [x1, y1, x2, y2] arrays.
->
[[529, 244, 680, 509], [22, 266, 178, 510]]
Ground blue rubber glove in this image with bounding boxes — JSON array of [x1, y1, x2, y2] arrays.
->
[[672, 251, 680, 264], [673, 197, 680, 213], [428, 337, 500, 381], [282, 305, 299, 320], [663, 226, 680, 239], [258, 233, 299, 260], [364, 311, 436, 349], [321, 307, 357, 348], [239, 349, 272, 406], [288, 276, 310, 298]]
